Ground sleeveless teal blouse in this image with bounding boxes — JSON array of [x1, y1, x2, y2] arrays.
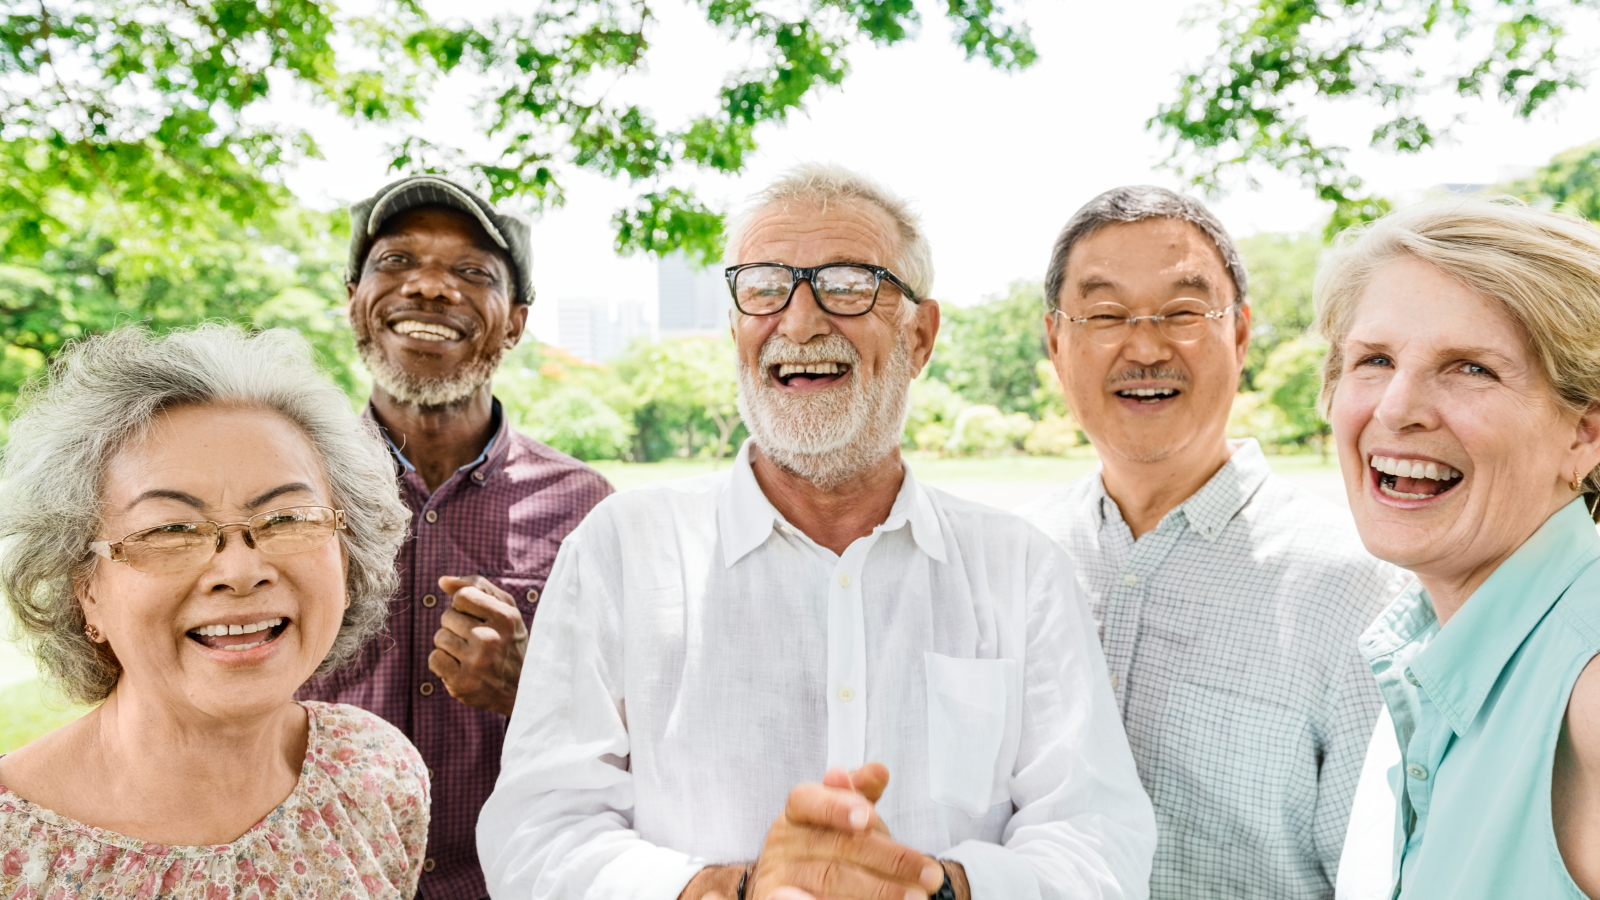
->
[[1359, 499, 1600, 899]]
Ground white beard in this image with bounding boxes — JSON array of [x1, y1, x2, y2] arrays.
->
[[737, 330, 914, 491], [356, 334, 504, 409]]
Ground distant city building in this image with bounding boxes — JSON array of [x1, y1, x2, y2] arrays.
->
[[555, 297, 650, 363], [657, 251, 730, 335]]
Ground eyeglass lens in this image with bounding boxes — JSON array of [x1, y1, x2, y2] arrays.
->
[[117, 506, 342, 574], [1076, 299, 1222, 346], [732, 265, 880, 316]]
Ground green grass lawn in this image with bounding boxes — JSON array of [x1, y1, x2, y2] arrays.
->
[[0, 449, 1341, 752]]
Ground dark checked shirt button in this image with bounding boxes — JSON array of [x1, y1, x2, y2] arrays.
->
[[424, 510, 438, 523], [423, 858, 435, 873], [419, 682, 434, 696], [472, 470, 485, 482], [427, 767, 434, 781], [526, 589, 540, 604], [422, 593, 438, 608]]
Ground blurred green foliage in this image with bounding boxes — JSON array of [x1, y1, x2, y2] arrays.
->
[[1502, 140, 1600, 221], [2, 0, 1035, 266], [0, 196, 366, 414], [1152, 0, 1597, 231], [927, 281, 1050, 417]]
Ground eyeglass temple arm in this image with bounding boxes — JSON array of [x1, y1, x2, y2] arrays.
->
[[88, 541, 125, 562]]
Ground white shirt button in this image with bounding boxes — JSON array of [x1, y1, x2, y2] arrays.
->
[[1122, 572, 1138, 587], [839, 573, 851, 587], [837, 686, 854, 702], [1406, 763, 1429, 780]]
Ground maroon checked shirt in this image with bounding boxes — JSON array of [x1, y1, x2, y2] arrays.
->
[[298, 403, 612, 900]]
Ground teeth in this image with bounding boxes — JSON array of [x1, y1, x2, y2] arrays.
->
[[190, 617, 284, 637], [1118, 388, 1177, 398], [1370, 456, 1460, 481], [392, 320, 464, 342], [776, 362, 847, 379], [1379, 483, 1434, 501], [223, 640, 267, 652]]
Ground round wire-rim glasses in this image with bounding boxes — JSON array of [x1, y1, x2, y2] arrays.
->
[[724, 262, 920, 317], [1054, 299, 1233, 346], [88, 506, 347, 575]]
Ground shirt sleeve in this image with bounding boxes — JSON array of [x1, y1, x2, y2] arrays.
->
[[1312, 621, 1387, 883], [944, 540, 1157, 900], [477, 513, 706, 900]]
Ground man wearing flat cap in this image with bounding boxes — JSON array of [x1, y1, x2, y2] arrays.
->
[[297, 175, 613, 900]]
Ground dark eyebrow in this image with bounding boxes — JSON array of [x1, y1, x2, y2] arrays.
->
[[247, 483, 318, 510], [124, 489, 206, 513], [1076, 276, 1117, 295], [1175, 273, 1219, 295], [124, 483, 318, 515]]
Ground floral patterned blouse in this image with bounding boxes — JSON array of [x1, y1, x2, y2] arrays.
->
[[0, 701, 429, 900]]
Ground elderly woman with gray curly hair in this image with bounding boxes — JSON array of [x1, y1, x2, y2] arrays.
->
[[0, 326, 422, 898]]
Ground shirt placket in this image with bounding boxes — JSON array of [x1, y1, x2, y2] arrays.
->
[[408, 473, 458, 887], [1394, 682, 1451, 896], [826, 528, 886, 771], [1102, 514, 1182, 713]]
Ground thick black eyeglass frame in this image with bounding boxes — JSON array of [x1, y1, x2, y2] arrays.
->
[[724, 262, 921, 317]]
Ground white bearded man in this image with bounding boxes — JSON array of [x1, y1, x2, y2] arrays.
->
[[477, 164, 1157, 900]]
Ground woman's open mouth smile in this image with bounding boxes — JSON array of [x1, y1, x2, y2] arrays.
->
[[1370, 455, 1463, 504], [186, 617, 291, 658]]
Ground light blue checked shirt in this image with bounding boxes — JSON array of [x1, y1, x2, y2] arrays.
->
[[1018, 440, 1410, 900]]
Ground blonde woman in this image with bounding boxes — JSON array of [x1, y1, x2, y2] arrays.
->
[[0, 327, 422, 898], [1316, 199, 1600, 898]]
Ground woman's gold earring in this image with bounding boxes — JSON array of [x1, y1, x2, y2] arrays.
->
[[84, 624, 101, 642], [1572, 469, 1586, 493]]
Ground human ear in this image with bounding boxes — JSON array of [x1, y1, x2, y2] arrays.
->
[[907, 299, 941, 377], [504, 302, 530, 350], [1569, 402, 1600, 483], [1234, 302, 1252, 362]]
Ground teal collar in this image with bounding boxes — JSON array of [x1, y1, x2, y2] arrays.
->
[[1409, 499, 1600, 736]]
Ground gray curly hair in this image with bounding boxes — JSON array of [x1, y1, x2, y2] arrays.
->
[[0, 325, 410, 704]]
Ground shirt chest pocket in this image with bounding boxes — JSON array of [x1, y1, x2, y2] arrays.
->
[[924, 652, 1023, 817], [483, 572, 546, 617]]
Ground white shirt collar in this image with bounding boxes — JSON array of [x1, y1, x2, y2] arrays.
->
[[717, 441, 948, 568]]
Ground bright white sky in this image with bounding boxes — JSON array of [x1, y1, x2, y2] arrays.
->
[[276, 0, 1600, 344]]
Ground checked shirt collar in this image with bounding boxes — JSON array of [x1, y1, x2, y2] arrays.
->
[[1089, 438, 1272, 542]]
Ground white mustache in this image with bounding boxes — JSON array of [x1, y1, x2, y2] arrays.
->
[[758, 334, 861, 369]]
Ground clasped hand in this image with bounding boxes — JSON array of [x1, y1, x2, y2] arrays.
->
[[427, 575, 529, 717], [742, 763, 946, 900]]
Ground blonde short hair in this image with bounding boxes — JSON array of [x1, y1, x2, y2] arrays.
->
[[723, 162, 935, 304], [1313, 197, 1600, 499]]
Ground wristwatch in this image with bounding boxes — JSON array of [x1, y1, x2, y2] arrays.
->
[[932, 862, 957, 900]]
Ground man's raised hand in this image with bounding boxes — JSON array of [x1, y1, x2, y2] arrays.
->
[[428, 575, 529, 716], [749, 765, 944, 900]]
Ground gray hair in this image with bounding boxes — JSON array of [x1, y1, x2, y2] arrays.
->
[[723, 162, 935, 305], [1043, 185, 1249, 311], [0, 325, 410, 704]]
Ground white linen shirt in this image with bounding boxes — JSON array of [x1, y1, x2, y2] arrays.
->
[[478, 443, 1156, 900]]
